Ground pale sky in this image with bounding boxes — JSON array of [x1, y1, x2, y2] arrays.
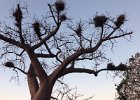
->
[[0, 0, 140, 100]]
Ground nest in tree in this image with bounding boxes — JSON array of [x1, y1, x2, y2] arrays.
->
[[5, 62, 15, 68], [129, 57, 135, 62], [107, 63, 116, 70], [75, 24, 83, 37], [55, 0, 65, 12], [32, 21, 41, 36], [60, 14, 67, 22], [13, 4, 23, 25], [116, 63, 127, 71], [115, 14, 125, 28], [93, 15, 108, 27]]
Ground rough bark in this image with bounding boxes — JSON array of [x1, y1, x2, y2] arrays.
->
[[31, 78, 54, 100], [27, 65, 39, 99], [27, 64, 54, 100], [27, 49, 47, 82]]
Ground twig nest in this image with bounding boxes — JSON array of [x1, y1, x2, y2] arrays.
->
[[116, 63, 127, 71], [13, 4, 23, 24], [32, 21, 41, 36], [107, 63, 115, 70], [55, 0, 65, 12], [115, 14, 125, 28], [60, 14, 67, 22], [75, 23, 83, 37], [5, 62, 15, 68], [93, 15, 108, 27]]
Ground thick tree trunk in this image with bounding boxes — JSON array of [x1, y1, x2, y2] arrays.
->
[[32, 90, 52, 100], [28, 65, 39, 99], [28, 74, 54, 100], [26, 49, 55, 100], [27, 64, 53, 100], [31, 79, 53, 100]]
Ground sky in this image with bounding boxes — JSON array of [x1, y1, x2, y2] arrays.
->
[[0, 0, 140, 100]]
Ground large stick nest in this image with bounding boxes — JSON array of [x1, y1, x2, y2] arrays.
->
[[13, 4, 23, 24], [55, 0, 65, 12], [5, 62, 15, 68], [94, 15, 108, 27], [115, 14, 126, 28]]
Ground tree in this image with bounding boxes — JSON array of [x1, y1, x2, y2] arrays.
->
[[116, 53, 140, 100], [0, 0, 132, 100]]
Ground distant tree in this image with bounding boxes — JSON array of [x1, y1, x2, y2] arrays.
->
[[0, 0, 132, 100], [116, 53, 140, 100]]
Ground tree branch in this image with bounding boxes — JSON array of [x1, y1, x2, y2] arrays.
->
[[0, 34, 24, 48], [50, 29, 132, 83], [105, 32, 132, 41], [27, 49, 48, 82], [50, 41, 102, 82], [48, 4, 57, 25], [36, 53, 55, 58], [59, 67, 97, 77], [59, 66, 126, 78], [37, 34, 55, 57], [31, 23, 61, 50], [14, 67, 27, 74]]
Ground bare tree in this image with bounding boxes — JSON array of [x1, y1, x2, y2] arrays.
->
[[0, 0, 132, 100], [116, 53, 140, 100]]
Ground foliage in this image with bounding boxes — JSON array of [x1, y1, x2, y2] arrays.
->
[[116, 53, 140, 100]]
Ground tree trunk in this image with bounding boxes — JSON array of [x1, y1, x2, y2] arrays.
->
[[33, 83, 52, 100], [27, 65, 53, 100], [28, 78, 53, 100]]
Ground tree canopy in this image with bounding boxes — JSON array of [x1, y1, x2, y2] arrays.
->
[[116, 53, 140, 100], [0, 0, 132, 100]]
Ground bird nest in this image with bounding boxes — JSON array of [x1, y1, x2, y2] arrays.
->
[[93, 15, 108, 27], [55, 0, 65, 12]]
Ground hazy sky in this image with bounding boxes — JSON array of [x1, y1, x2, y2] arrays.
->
[[0, 0, 140, 100]]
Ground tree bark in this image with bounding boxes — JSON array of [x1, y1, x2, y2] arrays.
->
[[27, 65, 39, 99], [31, 79, 53, 100], [27, 49, 47, 82]]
